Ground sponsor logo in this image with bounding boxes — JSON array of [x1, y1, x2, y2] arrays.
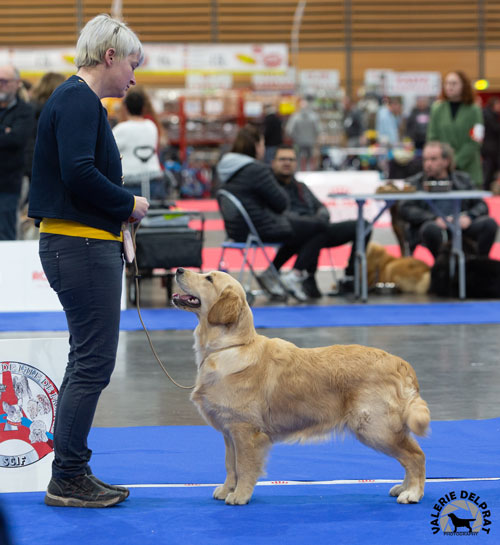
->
[[0, 361, 58, 468]]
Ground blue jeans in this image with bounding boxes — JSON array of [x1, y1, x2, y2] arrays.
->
[[39, 233, 124, 479]]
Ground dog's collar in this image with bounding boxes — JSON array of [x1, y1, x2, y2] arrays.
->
[[199, 343, 246, 369]]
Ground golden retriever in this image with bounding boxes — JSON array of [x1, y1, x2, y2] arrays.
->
[[172, 268, 430, 506], [367, 242, 431, 295]]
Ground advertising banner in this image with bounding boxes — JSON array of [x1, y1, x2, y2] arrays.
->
[[0, 337, 67, 493], [2, 44, 288, 76]]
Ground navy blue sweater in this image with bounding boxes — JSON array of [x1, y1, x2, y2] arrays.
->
[[28, 75, 134, 236]]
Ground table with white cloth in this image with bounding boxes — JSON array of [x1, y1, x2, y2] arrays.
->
[[328, 190, 492, 302]]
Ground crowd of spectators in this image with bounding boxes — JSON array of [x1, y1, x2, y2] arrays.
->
[[1, 67, 500, 301]]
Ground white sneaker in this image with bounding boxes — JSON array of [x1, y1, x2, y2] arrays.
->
[[281, 270, 308, 302], [257, 268, 286, 297]]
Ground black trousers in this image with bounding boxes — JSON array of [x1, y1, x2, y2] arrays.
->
[[39, 233, 123, 479], [419, 216, 498, 258], [273, 220, 370, 275]]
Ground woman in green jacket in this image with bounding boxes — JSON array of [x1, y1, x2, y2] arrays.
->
[[427, 71, 484, 187]]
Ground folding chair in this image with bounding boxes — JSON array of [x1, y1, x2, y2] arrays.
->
[[216, 189, 287, 304]]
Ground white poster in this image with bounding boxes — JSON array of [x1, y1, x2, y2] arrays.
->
[[0, 337, 67, 493], [251, 68, 296, 92], [185, 44, 288, 73], [185, 73, 233, 90], [140, 43, 185, 73], [300, 69, 340, 94], [385, 71, 441, 97]]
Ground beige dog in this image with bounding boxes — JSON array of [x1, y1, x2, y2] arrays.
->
[[367, 242, 431, 295], [173, 268, 430, 506]]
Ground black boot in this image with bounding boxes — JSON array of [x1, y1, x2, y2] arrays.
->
[[302, 275, 322, 299], [45, 474, 127, 507]]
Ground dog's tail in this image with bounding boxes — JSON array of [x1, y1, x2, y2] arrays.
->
[[405, 395, 431, 437]]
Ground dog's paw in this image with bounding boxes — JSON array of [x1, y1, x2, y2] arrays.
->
[[389, 484, 406, 497], [225, 491, 251, 505], [213, 485, 233, 500], [396, 489, 423, 504]]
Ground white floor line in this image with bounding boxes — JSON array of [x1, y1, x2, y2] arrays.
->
[[125, 476, 500, 489]]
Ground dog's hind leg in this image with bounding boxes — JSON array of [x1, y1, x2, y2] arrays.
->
[[351, 417, 426, 504], [224, 424, 272, 506], [388, 434, 426, 504], [373, 433, 426, 504], [213, 433, 237, 501]]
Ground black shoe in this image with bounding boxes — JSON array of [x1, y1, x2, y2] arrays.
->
[[302, 276, 322, 299], [87, 474, 130, 498], [45, 474, 127, 508], [337, 276, 355, 294]]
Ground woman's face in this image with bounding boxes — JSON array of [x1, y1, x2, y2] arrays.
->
[[106, 51, 141, 98], [444, 72, 463, 102], [255, 137, 265, 161]]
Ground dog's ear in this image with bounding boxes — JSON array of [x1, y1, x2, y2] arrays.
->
[[207, 286, 242, 326]]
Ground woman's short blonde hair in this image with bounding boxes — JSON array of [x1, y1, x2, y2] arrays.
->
[[75, 14, 144, 69]]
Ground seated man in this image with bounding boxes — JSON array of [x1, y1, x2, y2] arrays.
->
[[259, 145, 369, 299], [399, 141, 497, 259]]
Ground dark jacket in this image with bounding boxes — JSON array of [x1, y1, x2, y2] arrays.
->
[[281, 176, 330, 224], [29, 75, 134, 236], [405, 106, 430, 149], [263, 113, 283, 147], [216, 152, 292, 242], [343, 108, 364, 140], [481, 105, 500, 158], [400, 170, 489, 228], [0, 98, 35, 194]]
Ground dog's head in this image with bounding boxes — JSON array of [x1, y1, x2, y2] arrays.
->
[[172, 268, 249, 327]]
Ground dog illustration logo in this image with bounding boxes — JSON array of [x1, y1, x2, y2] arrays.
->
[[0, 361, 58, 468], [430, 490, 492, 535], [447, 512, 476, 533]]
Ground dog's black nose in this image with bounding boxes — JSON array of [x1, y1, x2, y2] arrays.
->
[[176, 268, 185, 275]]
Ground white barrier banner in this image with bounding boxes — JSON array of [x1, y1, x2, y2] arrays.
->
[[0, 241, 126, 312], [296, 170, 391, 225], [0, 241, 61, 312], [0, 337, 67, 492]]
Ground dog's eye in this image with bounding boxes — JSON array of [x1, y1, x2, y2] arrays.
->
[[206, 275, 213, 283]]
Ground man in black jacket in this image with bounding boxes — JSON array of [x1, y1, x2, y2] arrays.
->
[[399, 141, 497, 258], [263, 145, 368, 298], [0, 64, 35, 240]]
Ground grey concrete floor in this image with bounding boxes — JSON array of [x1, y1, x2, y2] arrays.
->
[[3, 312, 498, 427], [97, 322, 500, 426], [96, 213, 500, 426], [2, 210, 499, 428]]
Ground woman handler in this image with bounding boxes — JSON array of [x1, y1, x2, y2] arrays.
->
[[29, 14, 149, 507]]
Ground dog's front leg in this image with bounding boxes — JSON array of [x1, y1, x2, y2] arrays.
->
[[224, 425, 271, 506], [213, 433, 237, 501]]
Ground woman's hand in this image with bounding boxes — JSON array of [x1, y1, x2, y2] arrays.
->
[[129, 196, 150, 222]]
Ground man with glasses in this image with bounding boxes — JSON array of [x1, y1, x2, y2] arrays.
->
[[0, 64, 35, 239], [260, 145, 368, 298]]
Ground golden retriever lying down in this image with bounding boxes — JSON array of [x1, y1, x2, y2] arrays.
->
[[367, 242, 430, 295], [172, 268, 430, 506]]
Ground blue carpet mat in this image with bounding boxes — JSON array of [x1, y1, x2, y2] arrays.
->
[[2, 481, 497, 545], [1, 419, 499, 545], [2, 301, 500, 332]]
